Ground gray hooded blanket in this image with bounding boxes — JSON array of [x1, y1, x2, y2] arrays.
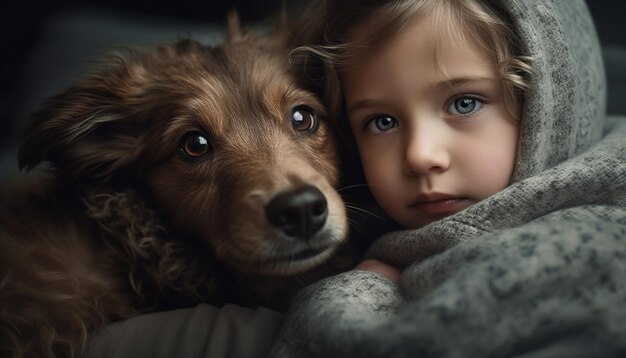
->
[[269, 0, 626, 357]]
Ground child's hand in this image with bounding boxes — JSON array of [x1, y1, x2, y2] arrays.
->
[[354, 259, 401, 283]]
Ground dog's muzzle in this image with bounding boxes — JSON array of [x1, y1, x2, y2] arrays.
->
[[264, 185, 328, 241]]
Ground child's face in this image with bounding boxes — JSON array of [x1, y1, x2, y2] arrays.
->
[[342, 17, 519, 229]]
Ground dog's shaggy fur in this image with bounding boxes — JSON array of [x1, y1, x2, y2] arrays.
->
[[0, 18, 349, 357]]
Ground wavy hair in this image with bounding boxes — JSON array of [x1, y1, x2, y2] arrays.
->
[[291, 0, 533, 132]]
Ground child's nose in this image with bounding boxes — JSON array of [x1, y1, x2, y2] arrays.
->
[[402, 129, 450, 175]]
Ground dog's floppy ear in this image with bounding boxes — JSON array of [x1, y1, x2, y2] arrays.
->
[[18, 54, 148, 182]]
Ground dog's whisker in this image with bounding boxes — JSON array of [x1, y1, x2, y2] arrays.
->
[[337, 183, 370, 193], [347, 218, 370, 237], [345, 204, 384, 220], [345, 207, 375, 221]]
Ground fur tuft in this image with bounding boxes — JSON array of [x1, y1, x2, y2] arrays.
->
[[227, 10, 243, 42], [83, 190, 216, 306]]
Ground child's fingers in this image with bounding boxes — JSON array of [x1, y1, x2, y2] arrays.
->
[[354, 259, 401, 283]]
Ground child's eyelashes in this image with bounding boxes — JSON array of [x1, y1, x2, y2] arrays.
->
[[364, 115, 398, 133], [355, 94, 487, 133], [446, 95, 485, 117]]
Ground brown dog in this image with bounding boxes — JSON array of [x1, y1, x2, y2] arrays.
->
[[0, 16, 349, 358]]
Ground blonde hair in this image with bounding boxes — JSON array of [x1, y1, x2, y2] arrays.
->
[[292, 0, 533, 132]]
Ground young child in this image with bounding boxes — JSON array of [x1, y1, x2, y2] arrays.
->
[[297, 0, 532, 229], [270, 0, 626, 356], [296, 0, 533, 280]]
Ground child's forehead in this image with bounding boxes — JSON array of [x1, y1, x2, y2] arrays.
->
[[341, 14, 499, 93], [348, 8, 487, 55], [349, 11, 487, 65]]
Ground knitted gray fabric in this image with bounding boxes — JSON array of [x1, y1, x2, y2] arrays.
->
[[510, 0, 607, 180], [269, 0, 626, 356]]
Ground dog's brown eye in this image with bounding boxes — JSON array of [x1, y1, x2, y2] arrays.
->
[[291, 106, 317, 132], [180, 132, 211, 159]]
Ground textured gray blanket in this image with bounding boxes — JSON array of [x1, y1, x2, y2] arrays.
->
[[270, 120, 626, 357], [269, 0, 626, 356]]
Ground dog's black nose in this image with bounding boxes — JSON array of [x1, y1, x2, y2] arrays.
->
[[265, 185, 328, 240]]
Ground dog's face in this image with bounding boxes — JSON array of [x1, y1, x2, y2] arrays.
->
[[18, 33, 347, 275]]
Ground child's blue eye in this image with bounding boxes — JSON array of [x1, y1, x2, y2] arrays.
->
[[448, 96, 483, 115], [368, 116, 398, 132]]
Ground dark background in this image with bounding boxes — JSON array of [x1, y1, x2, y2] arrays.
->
[[0, 0, 624, 162], [0, 0, 297, 148]]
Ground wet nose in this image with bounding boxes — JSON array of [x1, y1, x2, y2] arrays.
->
[[265, 185, 328, 240]]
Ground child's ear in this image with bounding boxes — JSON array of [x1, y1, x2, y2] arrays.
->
[[18, 56, 148, 182]]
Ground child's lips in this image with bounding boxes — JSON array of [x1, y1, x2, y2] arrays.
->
[[408, 193, 471, 215]]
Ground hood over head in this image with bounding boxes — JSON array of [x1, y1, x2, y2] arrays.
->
[[504, 0, 606, 181], [366, 0, 622, 266]]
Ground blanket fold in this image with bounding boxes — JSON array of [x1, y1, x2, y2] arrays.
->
[[269, 0, 626, 355]]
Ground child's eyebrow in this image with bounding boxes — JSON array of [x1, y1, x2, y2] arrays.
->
[[347, 99, 383, 115], [435, 76, 497, 91]]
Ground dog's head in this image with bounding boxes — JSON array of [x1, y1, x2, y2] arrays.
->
[[18, 19, 347, 276]]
